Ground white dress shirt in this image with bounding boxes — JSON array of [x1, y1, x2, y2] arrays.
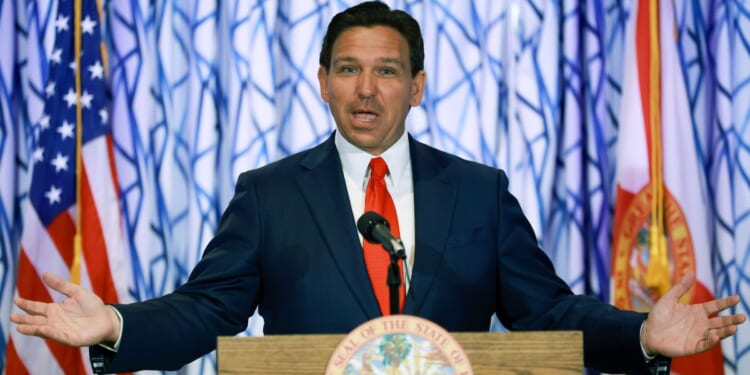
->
[[335, 130, 416, 288]]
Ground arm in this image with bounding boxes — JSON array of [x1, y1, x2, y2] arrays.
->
[[492, 170, 649, 372], [12, 171, 264, 372], [100, 171, 263, 371], [492, 170, 745, 373]]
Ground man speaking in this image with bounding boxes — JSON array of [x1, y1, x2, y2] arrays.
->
[[11, 2, 745, 374]]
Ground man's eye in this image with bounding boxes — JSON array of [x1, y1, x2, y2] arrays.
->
[[379, 68, 396, 75], [340, 66, 358, 73]]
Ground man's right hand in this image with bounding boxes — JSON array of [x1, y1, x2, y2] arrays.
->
[[10, 272, 121, 347]]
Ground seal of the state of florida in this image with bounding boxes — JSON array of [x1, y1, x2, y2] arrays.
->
[[325, 315, 473, 375], [612, 184, 696, 311]]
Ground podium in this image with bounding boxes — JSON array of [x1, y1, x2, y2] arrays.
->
[[217, 330, 582, 374]]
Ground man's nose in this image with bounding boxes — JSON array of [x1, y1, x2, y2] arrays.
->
[[356, 72, 376, 98]]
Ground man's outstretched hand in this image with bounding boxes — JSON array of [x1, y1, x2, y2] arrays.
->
[[641, 272, 746, 358], [10, 272, 121, 347]]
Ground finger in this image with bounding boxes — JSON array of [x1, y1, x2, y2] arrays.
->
[[15, 321, 56, 339], [702, 295, 741, 316], [42, 272, 78, 298], [14, 297, 50, 317], [710, 325, 738, 342], [702, 330, 721, 351], [661, 272, 695, 301], [10, 312, 47, 326], [708, 313, 747, 330]]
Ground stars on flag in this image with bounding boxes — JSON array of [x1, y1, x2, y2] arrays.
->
[[89, 60, 104, 79], [54, 15, 69, 32], [81, 16, 97, 34], [32, 147, 44, 162], [63, 88, 77, 107], [45, 81, 56, 97], [57, 120, 74, 140], [50, 48, 63, 64], [50, 153, 69, 172], [99, 108, 108, 124], [58, 85, 104, 110], [81, 90, 93, 108], [29, 0, 111, 218], [44, 185, 62, 205], [39, 114, 50, 129]]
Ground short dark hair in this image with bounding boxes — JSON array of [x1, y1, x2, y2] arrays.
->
[[319, 1, 424, 77]]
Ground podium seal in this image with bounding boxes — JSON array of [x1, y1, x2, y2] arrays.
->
[[325, 315, 473, 375]]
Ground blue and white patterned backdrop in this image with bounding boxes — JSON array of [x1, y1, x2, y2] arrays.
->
[[1, 1, 748, 374]]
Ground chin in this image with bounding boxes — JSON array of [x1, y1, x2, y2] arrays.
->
[[353, 139, 383, 153]]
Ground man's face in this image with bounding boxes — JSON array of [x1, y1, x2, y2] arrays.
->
[[318, 25, 426, 155]]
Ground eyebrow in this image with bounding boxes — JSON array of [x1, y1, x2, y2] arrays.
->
[[332, 56, 407, 69]]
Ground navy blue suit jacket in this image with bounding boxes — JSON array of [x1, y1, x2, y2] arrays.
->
[[97, 133, 653, 374]]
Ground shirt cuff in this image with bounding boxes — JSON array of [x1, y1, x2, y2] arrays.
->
[[640, 321, 656, 361], [97, 306, 123, 352]]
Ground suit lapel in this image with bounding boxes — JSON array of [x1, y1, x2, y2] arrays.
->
[[296, 135, 382, 320], [403, 137, 457, 315]]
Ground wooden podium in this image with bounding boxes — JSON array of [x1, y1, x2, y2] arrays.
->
[[217, 330, 582, 374]]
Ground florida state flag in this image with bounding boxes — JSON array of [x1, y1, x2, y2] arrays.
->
[[612, 0, 724, 373]]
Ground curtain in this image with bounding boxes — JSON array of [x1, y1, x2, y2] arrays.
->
[[1, 1, 748, 374]]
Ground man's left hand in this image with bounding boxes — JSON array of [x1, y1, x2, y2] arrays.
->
[[641, 272, 746, 358]]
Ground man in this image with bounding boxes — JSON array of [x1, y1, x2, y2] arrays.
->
[[11, 2, 745, 374]]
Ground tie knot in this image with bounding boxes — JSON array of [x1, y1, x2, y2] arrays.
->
[[369, 157, 389, 179]]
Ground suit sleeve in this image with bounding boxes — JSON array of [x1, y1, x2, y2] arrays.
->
[[492, 170, 660, 374], [90, 171, 263, 372]]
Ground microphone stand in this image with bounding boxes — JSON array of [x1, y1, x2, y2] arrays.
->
[[381, 239, 406, 315]]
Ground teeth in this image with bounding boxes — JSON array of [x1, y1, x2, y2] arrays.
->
[[354, 113, 376, 122]]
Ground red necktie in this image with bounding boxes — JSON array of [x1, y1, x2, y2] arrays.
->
[[363, 157, 405, 315]]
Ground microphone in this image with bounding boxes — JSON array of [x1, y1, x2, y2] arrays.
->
[[357, 211, 406, 259]]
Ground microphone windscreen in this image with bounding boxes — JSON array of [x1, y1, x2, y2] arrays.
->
[[357, 211, 389, 243]]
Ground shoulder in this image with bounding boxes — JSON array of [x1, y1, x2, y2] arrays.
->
[[236, 136, 337, 185], [409, 137, 509, 186]]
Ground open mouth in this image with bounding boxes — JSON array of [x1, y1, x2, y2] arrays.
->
[[353, 112, 377, 122]]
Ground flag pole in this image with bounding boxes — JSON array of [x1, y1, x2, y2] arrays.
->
[[645, 0, 669, 297], [72, 0, 83, 285]]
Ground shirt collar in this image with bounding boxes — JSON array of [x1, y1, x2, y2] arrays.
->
[[335, 130, 410, 189]]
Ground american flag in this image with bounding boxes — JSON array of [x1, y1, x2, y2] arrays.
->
[[5, 0, 132, 373]]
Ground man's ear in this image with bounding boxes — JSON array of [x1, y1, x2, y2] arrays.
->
[[410, 70, 426, 107], [317, 66, 330, 103]]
